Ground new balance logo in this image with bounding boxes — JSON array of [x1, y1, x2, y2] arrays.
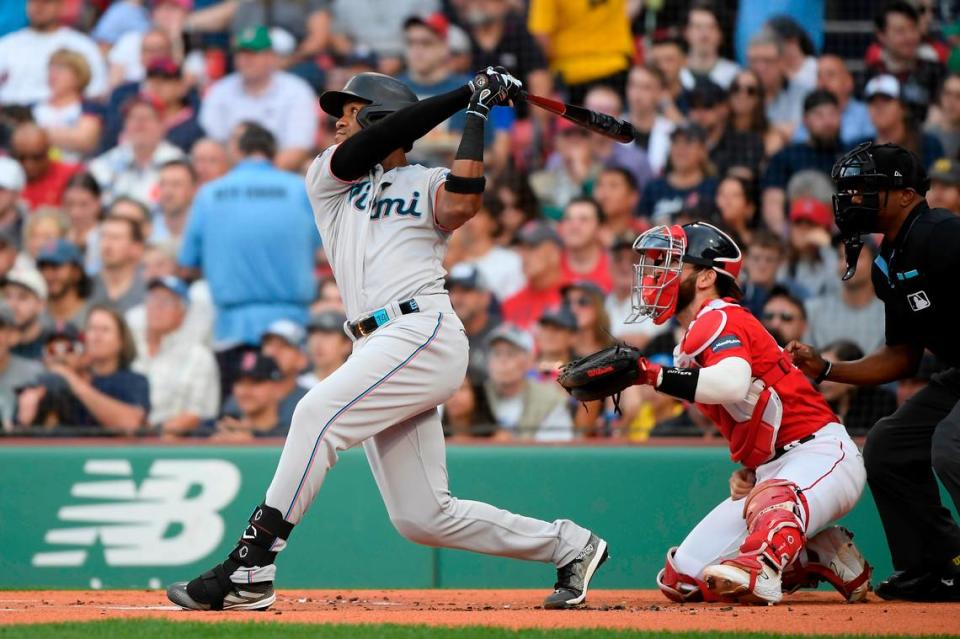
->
[[33, 459, 241, 567]]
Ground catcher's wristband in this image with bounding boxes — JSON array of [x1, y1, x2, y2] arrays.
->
[[814, 360, 832, 384], [656, 367, 699, 402]]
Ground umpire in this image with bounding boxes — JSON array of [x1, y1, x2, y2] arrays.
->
[[789, 142, 960, 602]]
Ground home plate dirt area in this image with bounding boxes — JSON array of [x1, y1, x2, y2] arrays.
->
[[0, 589, 957, 635]]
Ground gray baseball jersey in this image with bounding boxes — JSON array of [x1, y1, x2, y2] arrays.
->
[[245, 148, 591, 586]]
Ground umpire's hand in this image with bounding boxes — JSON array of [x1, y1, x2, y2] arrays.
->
[[786, 340, 829, 379]]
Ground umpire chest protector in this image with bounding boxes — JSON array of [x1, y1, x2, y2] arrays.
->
[[872, 202, 960, 367]]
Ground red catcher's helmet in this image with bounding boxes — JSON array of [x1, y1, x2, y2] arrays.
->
[[628, 222, 742, 325]]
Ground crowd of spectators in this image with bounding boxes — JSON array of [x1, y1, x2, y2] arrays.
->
[[0, 0, 956, 442]]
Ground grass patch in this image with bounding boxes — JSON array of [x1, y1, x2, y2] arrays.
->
[[0, 621, 956, 639]]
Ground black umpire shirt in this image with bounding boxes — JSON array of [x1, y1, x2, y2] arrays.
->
[[871, 201, 960, 368]]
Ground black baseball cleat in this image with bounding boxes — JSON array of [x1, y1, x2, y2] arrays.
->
[[875, 568, 960, 602], [167, 559, 276, 611], [543, 534, 609, 609]]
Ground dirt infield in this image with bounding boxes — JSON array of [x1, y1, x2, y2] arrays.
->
[[0, 590, 958, 635]]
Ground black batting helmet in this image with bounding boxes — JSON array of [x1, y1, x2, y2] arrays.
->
[[319, 72, 419, 127]]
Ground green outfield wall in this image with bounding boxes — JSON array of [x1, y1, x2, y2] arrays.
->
[[0, 443, 952, 590]]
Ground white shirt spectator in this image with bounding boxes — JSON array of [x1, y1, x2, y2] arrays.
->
[[132, 325, 220, 426], [108, 31, 206, 85], [680, 58, 740, 90], [0, 26, 107, 104], [331, 0, 438, 59], [126, 280, 215, 348], [469, 247, 525, 301], [199, 71, 318, 152], [88, 140, 184, 206]]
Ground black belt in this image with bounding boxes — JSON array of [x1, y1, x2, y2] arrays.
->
[[771, 434, 816, 461], [348, 299, 421, 339]]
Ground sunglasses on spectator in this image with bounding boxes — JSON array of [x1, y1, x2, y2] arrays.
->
[[762, 311, 797, 322], [730, 83, 758, 96]]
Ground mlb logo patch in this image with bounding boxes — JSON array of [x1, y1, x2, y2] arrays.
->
[[907, 290, 931, 311]]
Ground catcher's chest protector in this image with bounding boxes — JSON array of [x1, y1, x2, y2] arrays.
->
[[675, 299, 793, 469]]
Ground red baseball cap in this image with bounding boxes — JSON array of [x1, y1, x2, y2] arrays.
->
[[404, 12, 449, 41], [789, 197, 833, 229]]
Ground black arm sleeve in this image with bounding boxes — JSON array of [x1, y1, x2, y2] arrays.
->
[[330, 85, 472, 181]]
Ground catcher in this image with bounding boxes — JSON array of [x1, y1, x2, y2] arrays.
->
[[559, 222, 871, 604]]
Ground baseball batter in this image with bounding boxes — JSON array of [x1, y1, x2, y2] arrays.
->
[[560, 222, 871, 605], [167, 68, 608, 612]]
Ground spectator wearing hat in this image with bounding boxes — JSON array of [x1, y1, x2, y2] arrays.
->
[[605, 232, 669, 349], [784, 196, 840, 299], [533, 305, 577, 380], [0, 158, 27, 246], [212, 352, 286, 439], [794, 55, 875, 147], [761, 89, 848, 234], [90, 216, 147, 314], [760, 285, 808, 347], [501, 222, 567, 330], [0, 301, 43, 429], [399, 13, 512, 169], [559, 197, 612, 293], [625, 65, 676, 175], [32, 48, 103, 162], [152, 159, 198, 245], [804, 241, 886, 356], [3, 268, 48, 360], [562, 281, 614, 358], [89, 96, 185, 206], [687, 80, 764, 179], [527, 0, 633, 105], [926, 73, 960, 159], [864, 74, 944, 170], [199, 25, 318, 172], [818, 340, 898, 437], [741, 230, 808, 318], [298, 311, 351, 388], [222, 319, 308, 428], [483, 323, 573, 442], [11, 123, 80, 212], [638, 123, 718, 226], [142, 58, 204, 153], [37, 239, 90, 326], [190, 138, 230, 185], [681, 1, 740, 91], [927, 157, 960, 214], [179, 122, 318, 398], [867, 1, 946, 112], [0, 0, 108, 106], [132, 276, 218, 435], [446, 263, 498, 385], [593, 167, 642, 241], [19, 305, 150, 433], [445, 195, 524, 301]]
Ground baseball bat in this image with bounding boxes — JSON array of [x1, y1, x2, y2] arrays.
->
[[520, 91, 636, 144]]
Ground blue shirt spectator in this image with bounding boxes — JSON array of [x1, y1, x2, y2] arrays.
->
[[91, 0, 151, 46], [735, 0, 824, 65], [179, 125, 320, 349]]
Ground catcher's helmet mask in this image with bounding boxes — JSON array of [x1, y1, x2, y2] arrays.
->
[[831, 141, 929, 280], [319, 72, 420, 151], [628, 222, 742, 325]]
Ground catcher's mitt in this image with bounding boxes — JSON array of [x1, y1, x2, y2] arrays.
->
[[557, 345, 643, 403]]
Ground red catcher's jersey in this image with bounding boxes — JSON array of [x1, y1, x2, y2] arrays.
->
[[675, 299, 837, 448]]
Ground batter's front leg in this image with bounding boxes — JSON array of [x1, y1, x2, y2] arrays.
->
[[364, 408, 605, 607]]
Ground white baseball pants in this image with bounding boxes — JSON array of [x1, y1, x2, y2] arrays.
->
[[673, 422, 867, 578], [264, 303, 591, 568]]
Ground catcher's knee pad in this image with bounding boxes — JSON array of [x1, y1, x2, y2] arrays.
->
[[783, 526, 872, 602], [727, 479, 808, 574], [656, 547, 718, 603]]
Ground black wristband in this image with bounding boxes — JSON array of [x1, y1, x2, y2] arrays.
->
[[814, 360, 832, 384], [656, 367, 699, 402], [455, 112, 486, 161], [445, 174, 486, 194]]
